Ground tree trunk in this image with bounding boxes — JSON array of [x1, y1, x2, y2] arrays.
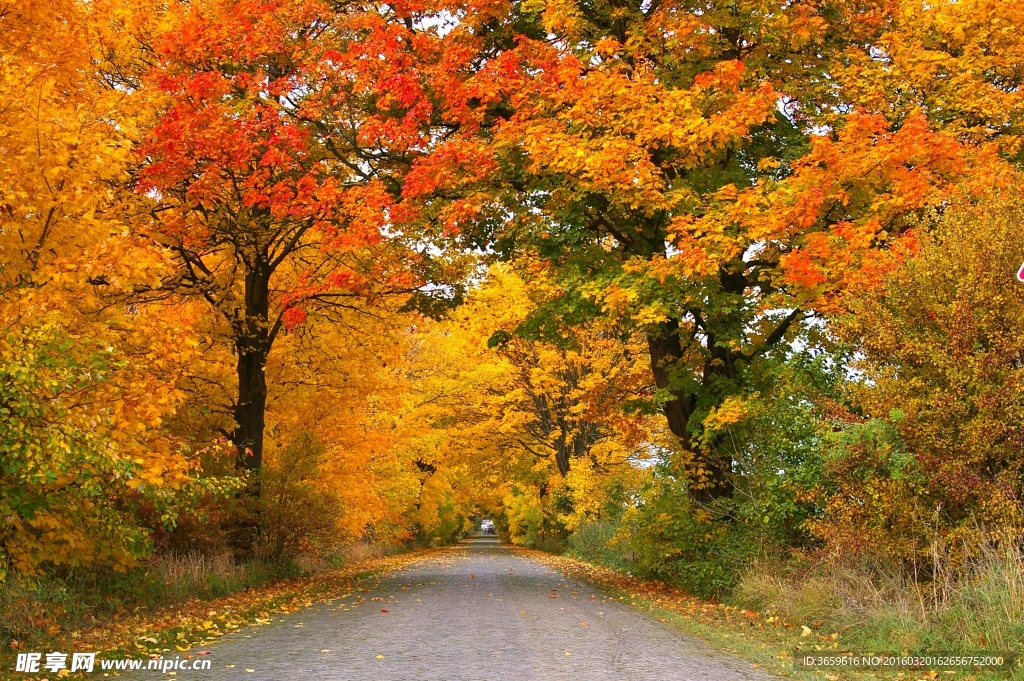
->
[[234, 348, 268, 473], [646, 318, 694, 440], [554, 442, 570, 477], [646, 318, 733, 502], [227, 267, 271, 557], [233, 267, 271, 477]]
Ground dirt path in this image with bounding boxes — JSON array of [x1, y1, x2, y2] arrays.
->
[[139, 536, 772, 680]]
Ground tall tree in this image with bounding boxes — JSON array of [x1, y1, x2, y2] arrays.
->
[[407, 0, 1020, 501], [135, 0, 459, 476]]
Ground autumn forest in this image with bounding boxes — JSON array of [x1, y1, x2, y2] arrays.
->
[[3, 0, 1024, 670]]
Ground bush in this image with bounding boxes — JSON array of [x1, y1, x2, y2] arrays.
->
[[0, 320, 239, 579], [566, 521, 632, 571], [259, 432, 345, 562], [826, 197, 1024, 563], [0, 323, 166, 575], [621, 481, 761, 596]]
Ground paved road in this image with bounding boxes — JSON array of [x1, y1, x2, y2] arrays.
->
[[142, 537, 772, 680]]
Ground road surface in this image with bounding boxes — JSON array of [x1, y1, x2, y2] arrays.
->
[[137, 536, 771, 680]]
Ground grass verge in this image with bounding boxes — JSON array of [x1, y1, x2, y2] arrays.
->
[[0, 548, 438, 679], [522, 549, 1022, 681]]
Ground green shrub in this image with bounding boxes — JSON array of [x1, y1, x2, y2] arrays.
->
[[623, 496, 760, 596], [566, 521, 633, 571]]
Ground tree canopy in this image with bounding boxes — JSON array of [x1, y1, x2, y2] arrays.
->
[[2, 0, 1023, 605]]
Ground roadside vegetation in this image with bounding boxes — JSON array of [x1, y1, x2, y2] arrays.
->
[[505, 202, 1024, 671]]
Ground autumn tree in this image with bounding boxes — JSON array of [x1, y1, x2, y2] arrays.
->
[[394, 265, 662, 544], [0, 0, 131, 293], [484, 269, 655, 477], [402, 266, 656, 474], [135, 0, 461, 476], [406, 0, 1024, 502], [0, 0, 234, 576], [259, 310, 426, 550], [818, 195, 1024, 561], [495, 334, 635, 477]]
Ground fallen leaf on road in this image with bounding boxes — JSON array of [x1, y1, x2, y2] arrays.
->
[[376, 655, 385, 660], [381, 609, 389, 613]]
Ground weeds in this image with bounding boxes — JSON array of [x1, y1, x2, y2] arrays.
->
[[0, 542, 404, 648], [733, 536, 1024, 654]]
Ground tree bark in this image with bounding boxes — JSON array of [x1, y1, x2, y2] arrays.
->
[[646, 318, 734, 502], [234, 348, 268, 473], [646, 318, 695, 441], [233, 266, 271, 477]]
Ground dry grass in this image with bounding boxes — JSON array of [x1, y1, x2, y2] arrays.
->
[[1, 541, 406, 645], [154, 552, 245, 588], [733, 537, 1024, 653]]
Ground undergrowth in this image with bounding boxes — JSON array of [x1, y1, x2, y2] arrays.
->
[[0, 543, 407, 649]]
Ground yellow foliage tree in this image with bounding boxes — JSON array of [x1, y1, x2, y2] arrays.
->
[[0, 0, 233, 577], [393, 264, 662, 545]]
